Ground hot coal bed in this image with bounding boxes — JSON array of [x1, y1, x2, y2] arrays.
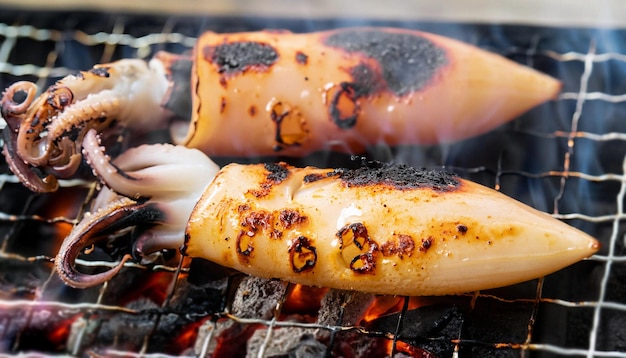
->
[[0, 8, 625, 358]]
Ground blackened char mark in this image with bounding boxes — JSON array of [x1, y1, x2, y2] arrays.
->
[[88, 66, 111, 78], [307, 161, 460, 192], [295, 51, 308, 65], [329, 63, 382, 129], [249, 163, 291, 198], [204, 41, 278, 74], [289, 236, 317, 273], [265, 162, 289, 183], [324, 29, 447, 96]]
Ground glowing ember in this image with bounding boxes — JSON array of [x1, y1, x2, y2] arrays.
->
[[282, 284, 327, 316]]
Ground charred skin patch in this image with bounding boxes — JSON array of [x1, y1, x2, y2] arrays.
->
[[334, 161, 460, 192], [380, 234, 415, 258], [236, 210, 273, 263], [241, 210, 273, 234], [46, 87, 74, 111], [324, 29, 448, 97], [337, 223, 378, 274], [220, 97, 227, 114], [278, 209, 308, 229], [203, 41, 278, 75], [248, 163, 290, 198], [295, 51, 308, 65], [419, 237, 433, 252], [182, 233, 191, 256], [327, 63, 384, 129], [88, 66, 111, 78], [457, 224, 468, 234], [289, 236, 317, 273], [303, 172, 329, 183], [269, 100, 308, 150], [265, 162, 289, 182], [248, 105, 257, 117], [236, 230, 254, 262]]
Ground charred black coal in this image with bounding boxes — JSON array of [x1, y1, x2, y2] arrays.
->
[[366, 304, 463, 357], [324, 29, 447, 96], [205, 42, 278, 74]]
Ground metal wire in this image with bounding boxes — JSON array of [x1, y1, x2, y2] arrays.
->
[[0, 10, 624, 357]]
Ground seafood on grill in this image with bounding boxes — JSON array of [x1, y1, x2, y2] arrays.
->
[[55, 129, 598, 295], [1, 27, 561, 193]]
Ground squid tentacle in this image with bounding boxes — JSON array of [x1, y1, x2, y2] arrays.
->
[[55, 129, 219, 287], [82, 129, 218, 200], [2, 126, 59, 192], [54, 196, 159, 288], [45, 91, 122, 142], [2, 59, 170, 192], [1, 81, 38, 119]]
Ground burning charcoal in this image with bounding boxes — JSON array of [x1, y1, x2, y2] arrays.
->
[[366, 303, 463, 357], [194, 318, 259, 357], [168, 279, 227, 318], [0, 307, 80, 353], [187, 258, 237, 289], [246, 328, 326, 357], [317, 289, 375, 327], [314, 289, 375, 345], [231, 276, 288, 319], [461, 299, 531, 356], [68, 298, 159, 353], [331, 330, 389, 357], [193, 277, 288, 356]]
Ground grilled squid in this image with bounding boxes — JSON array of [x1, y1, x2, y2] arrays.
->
[[2, 27, 561, 192], [55, 130, 598, 295]]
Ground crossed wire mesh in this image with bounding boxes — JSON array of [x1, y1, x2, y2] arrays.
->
[[0, 9, 624, 357]]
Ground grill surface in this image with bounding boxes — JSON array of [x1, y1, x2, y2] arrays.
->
[[0, 7, 625, 358]]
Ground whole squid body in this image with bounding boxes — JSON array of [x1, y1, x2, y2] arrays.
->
[[55, 130, 598, 295], [1, 27, 561, 192]]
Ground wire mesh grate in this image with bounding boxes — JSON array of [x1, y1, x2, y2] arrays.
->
[[0, 8, 624, 357]]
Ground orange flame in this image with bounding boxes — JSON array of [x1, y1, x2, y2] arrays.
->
[[47, 314, 81, 347], [362, 296, 424, 324], [282, 284, 328, 316]]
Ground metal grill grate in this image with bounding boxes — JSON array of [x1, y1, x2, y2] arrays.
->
[[0, 8, 625, 357]]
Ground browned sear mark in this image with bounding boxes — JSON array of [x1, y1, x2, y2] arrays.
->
[[278, 209, 308, 229], [248, 163, 290, 197], [241, 210, 273, 234], [328, 63, 383, 129], [419, 237, 433, 252], [337, 223, 378, 274], [220, 97, 227, 114], [236, 230, 254, 262], [295, 51, 308, 65], [380, 234, 415, 258], [269, 101, 308, 151], [289, 236, 317, 273], [248, 105, 257, 117], [46, 87, 73, 111], [88, 66, 111, 78]]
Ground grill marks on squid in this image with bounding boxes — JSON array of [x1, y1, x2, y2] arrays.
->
[[230, 162, 464, 275], [323, 29, 448, 129]]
